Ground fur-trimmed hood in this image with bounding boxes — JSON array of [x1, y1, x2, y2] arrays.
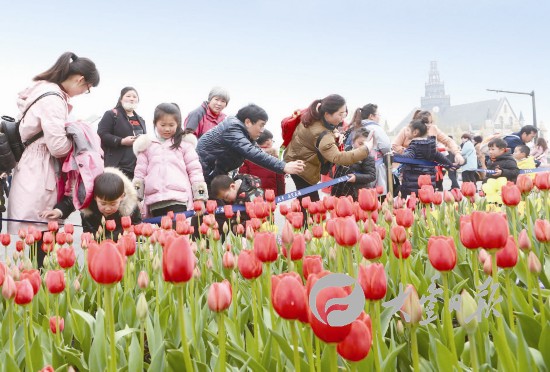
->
[[81, 167, 138, 217], [133, 133, 198, 156]]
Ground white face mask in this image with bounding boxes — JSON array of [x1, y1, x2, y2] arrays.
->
[[122, 101, 138, 112]]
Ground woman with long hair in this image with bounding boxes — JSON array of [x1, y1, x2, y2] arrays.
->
[[531, 137, 548, 166]]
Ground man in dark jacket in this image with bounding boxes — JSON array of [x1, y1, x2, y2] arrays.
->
[[503, 125, 538, 153], [196, 104, 304, 183]]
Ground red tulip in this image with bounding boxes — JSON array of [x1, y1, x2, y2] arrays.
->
[[20, 269, 41, 295], [359, 232, 383, 260], [459, 215, 480, 249], [162, 236, 195, 284], [282, 221, 294, 247], [518, 229, 531, 250], [0, 262, 5, 287], [238, 250, 263, 279], [206, 200, 217, 214], [335, 197, 353, 217], [24, 234, 34, 246], [56, 232, 67, 246], [105, 220, 116, 232], [302, 255, 323, 280], [431, 191, 443, 206], [223, 250, 235, 269], [253, 232, 278, 262], [461, 182, 476, 197], [358, 188, 378, 212], [223, 205, 234, 219], [394, 208, 414, 228], [193, 200, 205, 213], [443, 190, 455, 203], [48, 221, 59, 232], [392, 239, 412, 259], [337, 319, 372, 361], [0, 233, 10, 246], [57, 246, 76, 269], [15, 240, 24, 252], [138, 271, 149, 289], [390, 225, 407, 245], [471, 211, 509, 249], [534, 172, 550, 190], [207, 280, 232, 312], [40, 366, 55, 372], [418, 185, 434, 204], [418, 175, 432, 188], [282, 233, 306, 261], [272, 275, 308, 321], [427, 236, 457, 271], [375, 225, 386, 241], [309, 286, 352, 343], [406, 192, 418, 210], [496, 235, 518, 268], [49, 316, 65, 334], [312, 225, 324, 238], [120, 216, 132, 230], [516, 174, 534, 194], [160, 216, 172, 230], [333, 217, 360, 247], [357, 263, 387, 300], [528, 251, 542, 274], [63, 223, 74, 235], [451, 188, 463, 202], [118, 234, 136, 256], [88, 240, 125, 285], [279, 204, 289, 216], [265, 189, 275, 203], [142, 223, 154, 237], [534, 219, 550, 242], [15, 279, 34, 305], [501, 182, 521, 206]]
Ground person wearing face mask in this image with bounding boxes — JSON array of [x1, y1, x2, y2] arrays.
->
[[7, 51, 99, 264], [184, 86, 230, 138], [284, 94, 372, 209], [97, 87, 146, 180]]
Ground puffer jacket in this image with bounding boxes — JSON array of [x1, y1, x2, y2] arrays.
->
[[284, 120, 369, 185], [196, 116, 285, 182], [54, 167, 141, 241], [487, 152, 520, 183], [133, 134, 207, 211], [399, 136, 453, 197], [460, 140, 478, 171]]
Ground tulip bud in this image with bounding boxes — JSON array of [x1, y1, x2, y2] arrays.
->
[[478, 248, 489, 264], [73, 278, 81, 292], [206, 258, 213, 270], [223, 251, 235, 269], [49, 316, 65, 334], [136, 293, 149, 322], [329, 246, 337, 262], [152, 255, 161, 272], [483, 256, 492, 275], [193, 266, 201, 279], [528, 251, 542, 274], [456, 290, 478, 334], [138, 271, 149, 289], [15, 240, 24, 252], [400, 284, 422, 325], [518, 229, 531, 251], [2, 274, 16, 300], [396, 320, 404, 335]]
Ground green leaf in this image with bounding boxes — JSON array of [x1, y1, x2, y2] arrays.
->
[[120, 292, 137, 329], [516, 313, 542, 348], [89, 309, 107, 372], [30, 333, 44, 372], [3, 351, 20, 372], [538, 323, 550, 369], [381, 342, 406, 372], [511, 285, 532, 316], [148, 343, 165, 372], [433, 339, 454, 372], [58, 347, 89, 372], [115, 327, 139, 344], [71, 308, 94, 360], [515, 324, 533, 371], [128, 334, 143, 372], [529, 347, 548, 372], [270, 328, 309, 371], [51, 338, 66, 368], [380, 306, 395, 340]]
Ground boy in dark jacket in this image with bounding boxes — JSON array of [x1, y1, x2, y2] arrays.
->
[[331, 127, 377, 199], [40, 167, 141, 241], [398, 119, 455, 197], [486, 138, 520, 183]]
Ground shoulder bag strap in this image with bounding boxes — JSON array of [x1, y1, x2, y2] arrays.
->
[[21, 91, 64, 147]]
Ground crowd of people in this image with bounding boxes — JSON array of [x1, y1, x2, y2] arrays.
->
[[0, 52, 547, 264]]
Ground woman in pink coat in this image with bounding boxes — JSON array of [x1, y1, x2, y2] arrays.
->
[[133, 103, 208, 218], [8, 52, 99, 240]]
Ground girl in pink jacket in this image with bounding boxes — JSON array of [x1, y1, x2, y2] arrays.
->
[[133, 103, 208, 217]]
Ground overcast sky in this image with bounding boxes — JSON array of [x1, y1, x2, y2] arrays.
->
[[1, 0, 548, 140]]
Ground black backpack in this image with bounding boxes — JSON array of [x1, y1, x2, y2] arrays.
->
[[0, 91, 63, 170]]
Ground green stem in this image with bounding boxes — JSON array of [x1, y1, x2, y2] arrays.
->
[[525, 254, 534, 310], [300, 324, 315, 372], [510, 207, 518, 244], [411, 325, 420, 372], [251, 279, 260, 360], [504, 270, 515, 332], [8, 300, 14, 356], [24, 308, 33, 372], [190, 279, 198, 357], [218, 313, 226, 372], [329, 343, 338, 372], [56, 296, 62, 346], [266, 264, 276, 329], [470, 251, 480, 291], [66, 269, 72, 311], [177, 284, 193, 372], [372, 301, 381, 372], [397, 246, 407, 286], [535, 274, 546, 325], [104, 286, 117, 372], [442, 273, 457, 362], [290, 321, 301, 372], [347, 247, 355, 277], [315, 336, 321, 372], [469, 332, 479, 372], [140, 321, 145, 364]]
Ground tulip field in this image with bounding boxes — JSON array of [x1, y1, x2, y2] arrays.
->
[[1, 173, 550, 371]]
